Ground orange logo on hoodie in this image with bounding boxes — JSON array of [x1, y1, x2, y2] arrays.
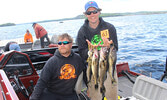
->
[[59, 64, 76, 80]]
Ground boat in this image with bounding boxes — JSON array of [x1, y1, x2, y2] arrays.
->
[[0, 41, 80, 70], [0, 49, 167, 100]]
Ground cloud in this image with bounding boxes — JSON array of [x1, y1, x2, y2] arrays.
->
[[101, 0, 167, 13], [0, 0, 166, 24]]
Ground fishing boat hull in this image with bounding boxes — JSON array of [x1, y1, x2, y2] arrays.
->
[[0, 50, 166, 100], [0, 50, 138, 100]]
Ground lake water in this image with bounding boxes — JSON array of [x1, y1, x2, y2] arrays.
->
[[0, 13, 167, 81]]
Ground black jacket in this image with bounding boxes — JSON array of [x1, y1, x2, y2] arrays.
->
[[30, 50, 86, 100], [76, 17, 118, 61]]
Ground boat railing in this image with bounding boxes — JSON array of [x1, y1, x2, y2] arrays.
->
[[0, 70, 19, 100], [133, 75, 167, 100]]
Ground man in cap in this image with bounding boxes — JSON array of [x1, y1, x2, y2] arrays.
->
[[4, 41, 21, 52], [77, 1, 118, 61], [76, 1, 118, 100], [32, 23, 50, 48]]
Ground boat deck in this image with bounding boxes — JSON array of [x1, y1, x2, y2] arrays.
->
[[118, 75, 137, 97]]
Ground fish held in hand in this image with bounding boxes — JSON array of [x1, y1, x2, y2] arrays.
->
[[87, 48, 94, 83], [98, 47, 109, 95], [108, 46, 117, 84], [91, 48, 99, 89]]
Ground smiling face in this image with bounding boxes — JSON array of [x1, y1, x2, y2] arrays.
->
[[85, 7, 100, 28]]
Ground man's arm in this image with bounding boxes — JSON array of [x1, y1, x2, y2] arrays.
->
[[34, 27, 40, 39], [30, 33, 33, 42], [109, 24, 118, 51], [30, 60, 53, 100], [29, 78, 47, 100], [77, 30, 89, 61]]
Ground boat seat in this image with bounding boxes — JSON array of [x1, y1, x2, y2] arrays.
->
[[132, 75, 167, 100]]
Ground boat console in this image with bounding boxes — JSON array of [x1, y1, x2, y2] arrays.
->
[[0, 51, 39, 100]]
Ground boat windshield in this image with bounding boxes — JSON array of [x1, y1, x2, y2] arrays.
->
[[3, 53, 33, 78]]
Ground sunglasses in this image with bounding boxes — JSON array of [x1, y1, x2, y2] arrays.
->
[[58, 41, 71, 45], [85, 10, 98, 15]]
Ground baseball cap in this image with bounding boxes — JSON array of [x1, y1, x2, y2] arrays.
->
[[85, 1, 101, 11], [32, 23, 37, 27]]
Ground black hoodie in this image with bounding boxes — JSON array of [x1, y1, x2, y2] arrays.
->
[[30, 50, 86, 100], [76, 17, 118, 61]]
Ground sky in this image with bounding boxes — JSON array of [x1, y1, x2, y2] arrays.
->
[[0, 0, 167, 24]]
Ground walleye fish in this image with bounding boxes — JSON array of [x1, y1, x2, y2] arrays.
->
[[91, 48, 99, 89], [98, 47, 109, 95], [108, 46, 117, 84], [87, 48, 94, 83]]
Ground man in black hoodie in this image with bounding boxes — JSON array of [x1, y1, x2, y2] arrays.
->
[[76, 1, 118, 61], [30, 33, 86, 100], [76, 1, 118, 99]]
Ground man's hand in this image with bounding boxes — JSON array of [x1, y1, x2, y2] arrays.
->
[[86, 38, 113, 49], [86, 39, 100, 50], [100, 37, 113, 48]]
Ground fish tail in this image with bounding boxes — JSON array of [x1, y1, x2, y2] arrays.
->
[[95, 83, 98, 89], [87, 58, 93, 84], [100, 85, 106, 94]]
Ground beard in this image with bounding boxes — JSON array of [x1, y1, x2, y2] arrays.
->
[[59, 48, 71, 56]]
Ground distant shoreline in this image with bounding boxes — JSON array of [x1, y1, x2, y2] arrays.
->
[[1, 10, 167, 26], [36, 11, 167, 23], [0, 23, 15, 27]]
